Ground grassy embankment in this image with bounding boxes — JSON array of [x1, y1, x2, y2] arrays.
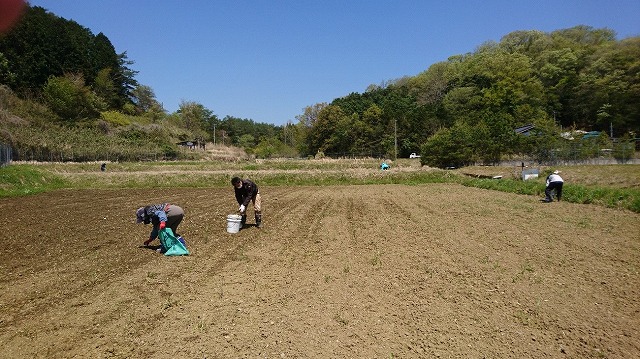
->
[[1, 160, 639, 213]]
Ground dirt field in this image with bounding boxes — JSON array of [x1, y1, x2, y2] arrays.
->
[[1, 184, 639, 358]]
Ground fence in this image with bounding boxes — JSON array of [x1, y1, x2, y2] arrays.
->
[[0, 142, 11, 166], [6, 146, 202, 163]]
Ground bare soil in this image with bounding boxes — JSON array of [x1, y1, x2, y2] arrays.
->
[[1, 185, 639, 358]]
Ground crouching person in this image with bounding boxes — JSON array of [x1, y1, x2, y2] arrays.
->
[[136, 203, 186, 250]]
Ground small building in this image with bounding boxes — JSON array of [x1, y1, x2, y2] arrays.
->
[[177, 139, 206, 150], [514, 124, 535, 136], [177, 140, 196, 150]]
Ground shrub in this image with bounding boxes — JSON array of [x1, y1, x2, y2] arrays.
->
[[613, 134, 635, 163], [421, 123, 474, 168], [100, 111, 132, 127], [43, 74, 100, 121]]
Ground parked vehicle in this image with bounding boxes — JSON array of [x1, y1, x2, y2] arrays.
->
[[409, 153, 420, 158]]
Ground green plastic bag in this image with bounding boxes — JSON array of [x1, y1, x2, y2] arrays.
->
[[158, 228, 189, 256]]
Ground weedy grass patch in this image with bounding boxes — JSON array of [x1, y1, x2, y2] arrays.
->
[[0, 164, 66, 197], [564, 184, 640, 212], [2, 160, 639, 213], [457, 172, 640, 213]]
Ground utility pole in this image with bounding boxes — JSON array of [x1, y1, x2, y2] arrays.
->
[[394, 119, 398, 160], [554, 110, 561, 131]]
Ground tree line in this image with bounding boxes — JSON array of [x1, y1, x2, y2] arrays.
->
[[1, 5, 638, 165], [295, 26, 639, 166]]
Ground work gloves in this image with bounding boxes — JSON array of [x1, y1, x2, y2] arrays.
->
[[143, 222, 166, 246], [239, 205, 246, 213]]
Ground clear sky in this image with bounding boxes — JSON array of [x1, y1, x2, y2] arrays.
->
[[26, 0, 640, 126]]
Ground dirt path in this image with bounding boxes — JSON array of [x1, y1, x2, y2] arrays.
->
[[1, 185, 638, 358]]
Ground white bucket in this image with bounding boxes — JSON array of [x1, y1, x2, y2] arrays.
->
[[226, 214, 242, 233]]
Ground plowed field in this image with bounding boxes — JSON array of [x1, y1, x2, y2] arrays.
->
[[1, 184, 639, 358]]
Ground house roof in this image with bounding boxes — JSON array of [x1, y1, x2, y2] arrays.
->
[[514, 124, 535, 135]]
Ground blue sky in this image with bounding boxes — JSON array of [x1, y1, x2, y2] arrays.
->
[[27, 1, 640, 126]]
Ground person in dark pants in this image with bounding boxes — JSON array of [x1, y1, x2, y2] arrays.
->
[[544, 170, 564, 202], [136, 203, 185, 246], [231, 177, 262, 228]]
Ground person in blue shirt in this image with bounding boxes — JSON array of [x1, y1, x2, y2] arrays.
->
[[136, 203, 185, 246]]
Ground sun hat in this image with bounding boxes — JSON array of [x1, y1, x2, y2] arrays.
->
[[136, 207, 145, 223]]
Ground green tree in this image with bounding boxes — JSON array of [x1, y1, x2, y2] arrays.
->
[[578, 37, 640, 135], [420, 122, 474, 168], [516, 118, 562, 163], [296, 102, 327, 128], [0, 5, 137, 112], [408, 61, 453, 106], [177, 101, 211, 133], [87, 34, 121, 110], [613, 133, 635, 163], [92, 68, 115, 111], [0, 52, 15, 85], [294, 103, 327, 156], [499, 30, 550, 57], [307, 104, 345, 154], [217, 115, 277, 147], [43, 73, 99, 120], [237, 133, 255, 148], [131, 84, 161, 113], [113, 51, 138, 108], [253, 137, 295, 158]]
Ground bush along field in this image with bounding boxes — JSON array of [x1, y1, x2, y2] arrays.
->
[[456, 164, 640, 213]]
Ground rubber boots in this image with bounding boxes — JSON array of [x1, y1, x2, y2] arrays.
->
[[177, 235, 186, 247], [241, 215, 247, 228], [255, 212, 262, 228]]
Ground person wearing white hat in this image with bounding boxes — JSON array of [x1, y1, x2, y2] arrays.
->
[[544, 170, 564, 202]]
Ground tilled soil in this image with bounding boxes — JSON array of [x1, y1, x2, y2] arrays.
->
[[0, 184, 639, 358]]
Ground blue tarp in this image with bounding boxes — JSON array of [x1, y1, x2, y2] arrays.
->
[[582, 131, 601, 139], [159, 228, 189, 256]]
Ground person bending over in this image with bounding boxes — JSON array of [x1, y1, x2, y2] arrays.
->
[[136, 203, 185, 246], [231, 177, 262, 228]]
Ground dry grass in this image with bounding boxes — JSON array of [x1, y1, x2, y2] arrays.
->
[[203, 143, 248, 161]]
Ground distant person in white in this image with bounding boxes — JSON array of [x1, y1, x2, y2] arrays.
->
[[544, 170, 564, 202]]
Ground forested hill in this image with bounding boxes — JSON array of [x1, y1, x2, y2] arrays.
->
[[1, 5, 638, 164], [311, 27, 639, 165], [0, 5, 288, 161]]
